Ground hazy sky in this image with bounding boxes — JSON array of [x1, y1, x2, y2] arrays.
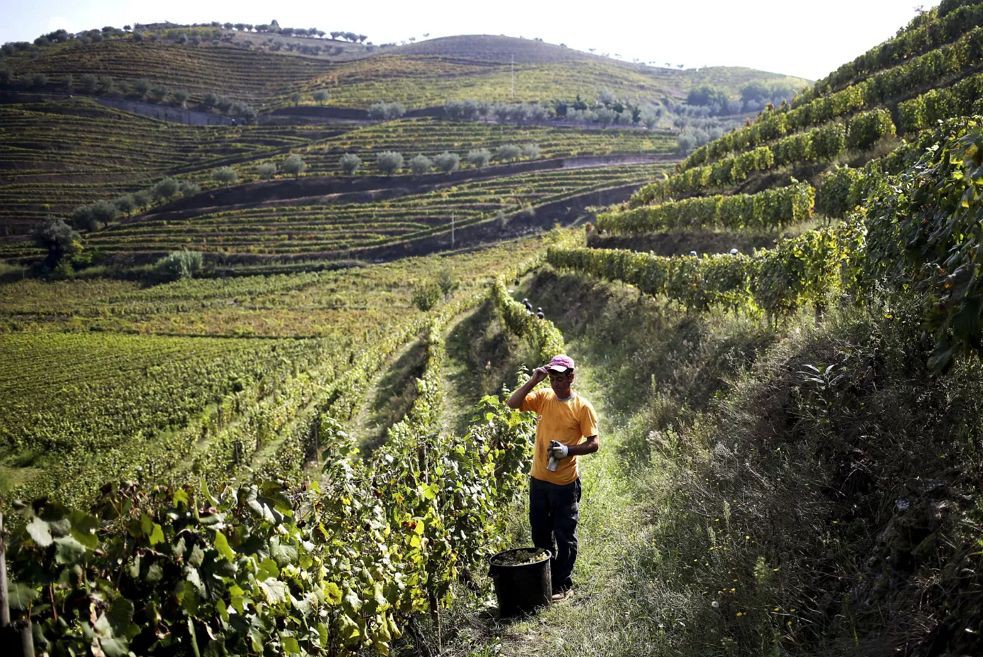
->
[[0, 0, 932, 80]]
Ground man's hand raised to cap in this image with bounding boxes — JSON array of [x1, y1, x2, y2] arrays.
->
[[506, 366, 549, 409]]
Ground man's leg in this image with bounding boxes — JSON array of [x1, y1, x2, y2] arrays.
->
[[529, 478, 554, 556], [551, 479, 581, 592]]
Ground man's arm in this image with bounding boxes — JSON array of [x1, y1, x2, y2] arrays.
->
[[505, 367, 548, 409], [567, 435, 599, 456]]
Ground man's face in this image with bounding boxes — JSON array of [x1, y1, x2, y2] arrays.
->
[[548, 369, 574, 396]]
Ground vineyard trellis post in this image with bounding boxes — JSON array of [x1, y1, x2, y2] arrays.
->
[[0, 512, 36, 657]]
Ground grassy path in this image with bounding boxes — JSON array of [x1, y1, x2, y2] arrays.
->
[[439, 330, 654, 657], [495, 342, 649, 657]]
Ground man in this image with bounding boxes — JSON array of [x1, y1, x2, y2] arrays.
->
[[506, 354, 599, 599]]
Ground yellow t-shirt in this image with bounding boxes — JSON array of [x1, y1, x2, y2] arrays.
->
[[521, 388, 598, 485]]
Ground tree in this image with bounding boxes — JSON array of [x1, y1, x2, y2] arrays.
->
[[409, 154, 433, 175], [257, 162, 277, 180], [520, 143, 541, 159], [434, 152, 460, 173], [339, 153, 361, 175], [113, 194, 136, 216], [312, 89, 329, 105], [282, 154, 306, 177], [466, 148, 491, 168], [686, 85, 728, 110], [31, 73, 48, 88], [213, 166, 238, 186], [367, 102, 405, 120], [376, 151, 404, 175], [153, 177, 180, 200], [494, 144, 522, 161], [33, 218, 83, 271]]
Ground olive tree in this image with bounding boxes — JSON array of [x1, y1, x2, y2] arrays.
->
[[466, 148, 491, 168], [257, 162, 276, 180], [494, 144, 522, 162], [434, 152, 460, 173], [339, 153, 361, 175], [409, 154, 433, 175], [282, 154, 306, 177], [376, 151, 404, 176], [213, 166, 239, 185], [33, 218, 83, 270]]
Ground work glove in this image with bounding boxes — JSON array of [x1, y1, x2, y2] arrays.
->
[[548, 441, 569, 460]]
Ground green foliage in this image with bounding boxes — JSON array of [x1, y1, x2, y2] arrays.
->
[[490, 276, 565, 362], [6, 316, 541, 657], [815, 165, 864, 217], [411, 281, 442, 311], [687, 84, 729, 108], [846, 108, 896, 150], [600, 183, 815, 233], [898, 71, 983, 133], [155, 250, 205, 280], [862, 118, 983, 370], [437, 268, 458, 296], [549, 222, 863, 317]]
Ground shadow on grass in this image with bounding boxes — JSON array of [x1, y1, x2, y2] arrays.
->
[[359, 337, 428, 452]]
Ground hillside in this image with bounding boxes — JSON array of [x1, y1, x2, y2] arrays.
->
[[2, 5, 981, 657], [0, 28, 805, 270]]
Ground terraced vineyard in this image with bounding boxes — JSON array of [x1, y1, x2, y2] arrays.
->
[[0, 98, 339, 233], [69, 163, 667, 259]]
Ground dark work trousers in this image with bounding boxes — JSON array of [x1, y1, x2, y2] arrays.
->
[[529, 476, 582, 591]]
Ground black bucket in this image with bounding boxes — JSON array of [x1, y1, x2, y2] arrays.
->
[[488, 547, 552, 618]]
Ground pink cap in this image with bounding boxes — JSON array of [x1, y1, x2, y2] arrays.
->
[[546, 354, 575, 372]]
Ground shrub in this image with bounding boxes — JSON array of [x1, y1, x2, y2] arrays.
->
[[521, 143, 541, 159], [155, 250, 204, 280], [411, 282, 442, 311], [811, 122, 847, 161], [846, 108, 896, 151], [257, 163, 276, 180]]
